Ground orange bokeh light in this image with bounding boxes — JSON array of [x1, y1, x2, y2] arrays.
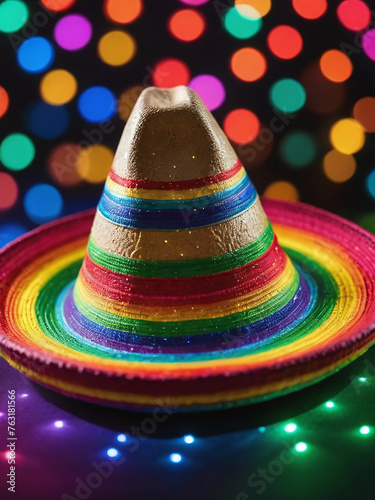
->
[[231, 47, 267, 81], [153, 58, 191, 88], [168, 9, 206, 42], [264, 181, 299, 201], [319, 50, 353, 82], [223, 109, 260, 145], [0, 86, 9, 118], [292, 0, 327, 19], [104, 0, 143, 24], [41, 0, 76, 11], [267, 25, 303, 59], [353, 97, 375, 133]]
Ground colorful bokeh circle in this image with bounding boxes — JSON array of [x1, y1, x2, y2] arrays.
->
[[292, 0, 327, 20], [54, 14, 93, 51], [24, 184, 63, 224], [168, 9, 206, 42], [353, 97, 375, 133], [329, 118, 365, 154], [0, 133, 35, 171], [323, 150, 356, 183], [40, 70, 78, 105], [41, 0, 76, 11], [0, 172, 19, 211], [337, 1, 370, 31], [267, 25, 303, 60], [231, 48, 267, 81], [234, 0, 272, 17], [77, 145, 114, 183], [78, 87, 117, 123], [280, 132, 317, 168], [270, 79, 306, 113], [0, 0, 28, 33], [264, 181, 299, 201], [17, 37, 55, 74], [319, 50, 353, 82], [0, 86, 9, 118], [223, 109, 260, 145], [224, 6, 262, 39], [27, 101, 70, 139], [104, 0, 143, 24], [98, 31, 136, 66], [189, 75, 225, 111], [152, 59, 191, 88]]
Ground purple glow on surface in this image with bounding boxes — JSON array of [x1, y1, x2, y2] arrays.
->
[[54, 14, 92, 51], [21, 393, 28, 397], [54, 420, 64, 428], [188, 74, 226, 111], [362, 29, 375, 61]]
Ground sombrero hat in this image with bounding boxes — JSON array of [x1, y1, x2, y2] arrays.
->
[[1, 86, 375, 412]]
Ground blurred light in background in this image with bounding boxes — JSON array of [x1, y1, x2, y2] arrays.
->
[[269, 79, 306, 113], [267, 25, 303, 60], [40, 70, 78, 105], [0, 0, 28, 33], [224, 6, 262, 39], [41, 0, 76, 12], [54, 14, 93, 51], [77, 145, 114, 184], [152, 58, 191, 88], [319, 50, 353, 82], [17, 37, 55, 74], [264, 181, 299, 201], [323, 150, 356, 183], [292, 0, 327, 20], [0, 86, 9, 118], [24, 184, 63, 224], [104, 0, 143, 24], [47, 143, 82, 187], [223, 109, 260, 145], [98, 31, 137, 66], [0, 173, 19, 211], [0, 133, 35, 171], [353, 97, 375, 132], [280, 132, 317, 168], [78, 87, 117, 123], [118, 86, 144, 121], [337, 0, 370, 31], [235, 0, 272, 17], [231, 48, 267, 81], [168, 9, 206, 42], [27, 101, 70, 139], [329, 118, 365, 154], [189, 74, 225, 111], [362, 29, 375, 61]]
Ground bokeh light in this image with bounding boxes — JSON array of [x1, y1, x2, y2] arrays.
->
[[230, 48, 267, 81], [118, 86, 144, 121], [0, 133, 35, 171], [0, 86, 9, 118], [353, 97, 375, 133], [169, 453, 182, 463], [54, 420, 64, 428], [295, 442, 308, 453], [329, 118, 365, 154], [359, 426, 371, 435], [117, 434, 127, 442], [366, 168, 375, 200], [0, 0, 28, 33], [47, 143, 82, 187], [269, 79, 306, 113], [98, 31, 136, 66], [224, 6, 262, 40], [24, 184, 63, 224], [362, 29, 375, 62], [106, 448, 119, 458], [27, 101, 70, 139], [337, 1, 370, 31], [17, 37, 55, 74], [0, 173, 18, 211], [319, 50, 353, 82], [325, 401, 335, 408], [78, 87, 117, 123], [284, 423, 297, 433], [104, 0, 143, 24], [267, 26, 303, 60], [0, 222, 27, 247], [189, 74, 225, 111], [183, 435, 195, 444], [300, 62, 347, 114], [41, 0, 76, 11], [40, 70, 78, 105], [264, 181, 299, 201], [152, 58, 191, 88], [234, 0, 272, 17], [323, 150, 356, 183], [54, 14, 93, 51], [77, 145, 114, 183], [168, 9, 206, 42], [223, 109, 260, 145], [280, 132, 317, 168], [292, 0, 327, 20]]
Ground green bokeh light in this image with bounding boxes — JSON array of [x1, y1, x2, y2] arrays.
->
[[0, 1, 28, 33], [224, 6, 262, 39], [357, 213, 375, 233], [270, 78, 306, 113], [325, 401, 335, 408], [294, 442, 307, 453], [284, 423, 297, 433], [0, 133, 35, 171], [280, 132, 317, 168], [359, 426, 370, 435]]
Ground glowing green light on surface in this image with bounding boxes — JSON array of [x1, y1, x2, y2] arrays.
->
[[295, 442, 307, 453], [280, 132, 317, 168], [270, 79, 306, 113], [224, 6, 262, 39], [0, 1, 28, 33], [284, 423, 297, 433], [258, 427, 266, 433], [359, 377, 367, 382], [0, 133, 35, 171], [325, 401, 335, 408], [359, 426, 370, 435]]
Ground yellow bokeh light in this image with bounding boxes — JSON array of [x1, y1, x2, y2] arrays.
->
[[40, 69, 77, 105], [263, 181, 299, 201], [98, 31, 136, 66], [323, 149, 356, 183], [234, 0, 271, 17], [77, 145, 114, 184], [329, 118, 365, 154]]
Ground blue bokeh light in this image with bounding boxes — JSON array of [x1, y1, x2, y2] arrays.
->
[[27, 101, 70, 139], [117, 434, 127, 443], [78, 86, 117, 123], [107, 448, 119, 458], [183, 435, 195, 444], [24, 184, 63, 224], [17, 36, 55, 73], [0, 222, 27, 247], [169, 453, 182, 463]]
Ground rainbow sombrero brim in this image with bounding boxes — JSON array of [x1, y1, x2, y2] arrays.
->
[[1, 198, 375, 412]]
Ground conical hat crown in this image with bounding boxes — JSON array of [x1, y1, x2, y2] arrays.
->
[[71, 86, 298, 348]]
